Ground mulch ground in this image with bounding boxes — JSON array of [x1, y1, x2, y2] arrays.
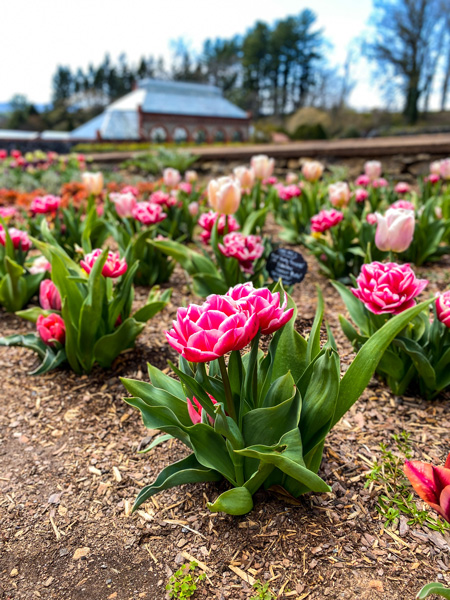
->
[[1, 244, 450, 600]]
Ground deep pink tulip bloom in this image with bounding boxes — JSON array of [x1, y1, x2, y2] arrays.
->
[[0, 227, 31, 252], [355, 188, 369, 203], [351, 262, 428, 315], [218, 233, 264, 274], [404, 452, 450, 524], [166, 295, 259, 363], [120, 185, 138, 196], [371, 177, 388, 188], [277, 184, 301, 201], [198, 211, 239, 244], [132, 202, 167, 225], [11, 150, 21, 159], [0, 149, 7, 160], [375, 208, 415, 253], [37, 313, 66, 347], [355, 174, 370, 187], [30, 195, 62, 215], [391, 200, 415, 211], [426, 173, 440, 184], [149, 190, 174, 207], [366, 213, 377, 225], [310, 209, 343, 233], [81, 249, 127, 278], [394, 182, 411, 194], [110, 192, 137, 218], [187, 394, 217, 425], [179, 182, 192, 194], [39, 279, 61, 310], [227, 283, 294, 334], [0, 206, 16, 219], [436, 291, 450, 328]]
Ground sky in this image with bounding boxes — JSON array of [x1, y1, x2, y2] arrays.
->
[[0, 0, 379, 109]]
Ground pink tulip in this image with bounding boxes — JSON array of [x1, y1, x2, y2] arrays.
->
[[355, 174, 370, 187], [81, 249, 127, 278], [188, 201, 199, 216], [0, 206, 16, 219], [351, 262, 428, 315], [436, 291, 450, 328], [198, 211, 239, 244], [328, 182, 350, 208], [375, 208, 415, 253], [391, 200, 415, 211], [0, 227, 31, 252], [132, 202, 167, 225], [218, 233, 264, 274], [371, 177, 388, 189], [251, 155, 275, 180], [208, 177, 241, 215], [179, 182, 192, 194], [355, 188, 369, 203], [11, 150, 21, 159], [277, 184, 302, 201], [82, 172, 104, 196], [185, 170, 198, 183], [430, 160, 442, 175], [0, 149, 7, 160], [226, 283, 294, 334], [440, 158, 450, 180], [263, 176, 278, 185], [120, 185, 138, 196], [110, 192, 137, 218], [366, 213, 377, 225], [149, 190, 178, 208], [286, 172, 299, 184], [404, 452, 450, 524], [166, 295, 259, 362], [302, 161, 323, 182], [30, 195, 62, 215], [394, 182, 411, 194], [163, 168, 181, 188], [37, 313, 66, 347], [39, 279, 61, 310], [364, 160, 382, 180], [426, 173, 440, 184], [310, 209, 343, 233], [29, 256, 51, 274], [187, 394, 217, 425], [233, 166, 255, 190]]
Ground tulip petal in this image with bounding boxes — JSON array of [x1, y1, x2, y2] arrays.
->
[[404, 460, 440, 504], [439, 486, 450, 523]]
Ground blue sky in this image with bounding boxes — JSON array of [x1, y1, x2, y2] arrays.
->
[[1, 0, 379, 108]]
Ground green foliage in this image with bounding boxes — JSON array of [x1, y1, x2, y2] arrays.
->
[[292, 122, 327, 140], [366, 432, 450, 533], [122, 285, 432, 515], [120, 148, 198, 175], [166, 562, 206, 599], [0, 238, 171, 374], [416, 583, 450, 599], [335, 282, 450, 398], [250, 580, 276, 600]]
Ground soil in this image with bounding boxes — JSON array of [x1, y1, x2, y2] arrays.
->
[[1, 245, 450, 600]]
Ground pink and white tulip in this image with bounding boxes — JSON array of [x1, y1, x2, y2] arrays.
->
[[375, 208, 415, 253]]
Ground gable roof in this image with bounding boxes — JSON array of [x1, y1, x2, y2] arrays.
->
[[71, 79, 247, 140]]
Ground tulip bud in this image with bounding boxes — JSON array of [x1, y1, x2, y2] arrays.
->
[[375, 208, 415, 253], [39, 279, 61, 310], [185, 170, 198, 183], [163, 168, 181, 188], [364, 160, 382, 180], [328, 182, 350, 208], [233, 166, 255, 190], [436, 291, 450, 328], [207, 177, 241, 215], [302, 161, 324, 182], [250, 155, 275, 180], [440, 158, 450, 180], [82, 172, 104, 196]]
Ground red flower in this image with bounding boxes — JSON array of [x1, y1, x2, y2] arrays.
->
[[37, 313, 65, 347]]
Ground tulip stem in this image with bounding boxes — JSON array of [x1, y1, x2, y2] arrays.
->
[[218, 356, 236, 421]]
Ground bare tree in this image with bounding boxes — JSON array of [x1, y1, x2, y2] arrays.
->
[[365, 0, 443, 123]]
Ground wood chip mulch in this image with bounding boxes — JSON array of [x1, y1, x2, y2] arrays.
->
[[1, 250, 450, 600]]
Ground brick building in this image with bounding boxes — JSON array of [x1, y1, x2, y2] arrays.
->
[[71, 79, 250, 143]]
